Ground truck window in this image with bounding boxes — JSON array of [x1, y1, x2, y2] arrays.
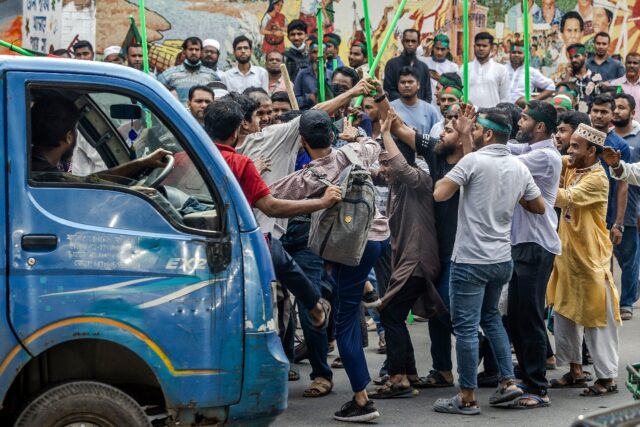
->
[[28, 88, 221, 233]]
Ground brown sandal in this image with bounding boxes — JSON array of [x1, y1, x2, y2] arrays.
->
[[303, 377, 333, 398], [580, 379, 618, 397]]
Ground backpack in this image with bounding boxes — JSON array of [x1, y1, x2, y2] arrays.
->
[[307, 145, 376, 266]]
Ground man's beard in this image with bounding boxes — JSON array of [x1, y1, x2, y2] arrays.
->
[[571, 61, 583, 74], [401, 52, 416, 66], [202, 59, 217, 69], [237, 56, 251, 65], [268, 68, 281, 76], [434, 140, 455, 156], [184, 58, 201, 69], [61, 140, 76, 164], [613, 116, 631, 127], [515, 129, 533, 144]]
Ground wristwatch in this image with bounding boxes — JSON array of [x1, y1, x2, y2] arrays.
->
[[613, 224, 625, 233]]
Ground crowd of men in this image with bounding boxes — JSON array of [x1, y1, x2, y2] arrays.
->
[[62, 21, 640, 422]]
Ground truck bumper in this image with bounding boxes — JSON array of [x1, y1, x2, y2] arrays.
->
[[226, 331, 288, 426]]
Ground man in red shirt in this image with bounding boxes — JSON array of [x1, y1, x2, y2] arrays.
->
[[205, 99, 341, 331]]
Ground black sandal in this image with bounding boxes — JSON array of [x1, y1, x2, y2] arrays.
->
[[413, 370, 454, 388], [580, 379, 618, 396], [550, 372, 590, 389], [368, 381, 414, 399]]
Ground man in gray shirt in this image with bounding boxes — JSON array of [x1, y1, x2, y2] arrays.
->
[[432, 108, 545, 416], [507, 101, 562, 408]]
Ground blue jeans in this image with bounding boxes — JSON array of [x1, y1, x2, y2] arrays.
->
[[290, 248, 333, 381], [333, 239, 389, 392], [428, 259, 453, 372], [450, 261, 514, 390], [616, 227, 640, 311]]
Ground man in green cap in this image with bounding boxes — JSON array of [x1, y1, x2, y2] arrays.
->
[[419, 34, 459, 104], [567, 43, 605, 113]]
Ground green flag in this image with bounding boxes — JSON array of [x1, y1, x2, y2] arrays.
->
[[121, 17, 143, 53]]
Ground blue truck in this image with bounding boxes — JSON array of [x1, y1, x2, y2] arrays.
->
[[0, 56, 288, 426]]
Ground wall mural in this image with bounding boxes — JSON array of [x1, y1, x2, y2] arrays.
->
[[2, 0, 639, 78]]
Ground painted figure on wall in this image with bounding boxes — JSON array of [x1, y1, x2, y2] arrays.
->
[[261, 0, 287, 54]]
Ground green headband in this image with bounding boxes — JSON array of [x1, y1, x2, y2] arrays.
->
[[524, 106, 557, 131], [567, 44, 586, 56], [477, 116, 512, 135], [353, 42, 367, 53], [561, 88, 578, 98], [511, 44, 524, 53], [440, 86, 463, 99]]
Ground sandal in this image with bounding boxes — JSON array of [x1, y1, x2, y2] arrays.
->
[[288, 367, 300, 381], [413, 370, 454, 389], [550, 372, 591, 389], [508, 393, 550, 409], [489, 380, 524, 405], [373, 374, 389, 386], [580, 379, 619, 397], [331, 357, 343, 369], [368, 381, 414, 399], [312, 298, 331, 330], [303, 377, 333, 398], [433, 394, 481, 415]]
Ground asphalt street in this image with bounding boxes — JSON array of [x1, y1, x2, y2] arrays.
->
[[275, 271, 640, 427]]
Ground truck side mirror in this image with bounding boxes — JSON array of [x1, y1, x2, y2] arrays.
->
[[110, 104, 142, 120]]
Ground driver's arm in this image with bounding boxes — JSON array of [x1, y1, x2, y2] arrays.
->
[[95, 149, 171, 180]]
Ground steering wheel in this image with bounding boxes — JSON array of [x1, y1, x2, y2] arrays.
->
[[139, 154, 175, 188]]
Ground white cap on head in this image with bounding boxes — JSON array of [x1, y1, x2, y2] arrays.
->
[[103, 45, 122, 57], [203, 39, 220, 51]]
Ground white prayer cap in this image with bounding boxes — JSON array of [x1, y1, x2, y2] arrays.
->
[[575, 123, 606, 147], [203, 39, 220, 51], [103, 45, 122, 57]]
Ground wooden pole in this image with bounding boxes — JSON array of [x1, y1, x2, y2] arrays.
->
[[280, 63, 300, 110]]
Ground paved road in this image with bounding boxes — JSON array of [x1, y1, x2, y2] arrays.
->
[[275, 282, 639, 426]]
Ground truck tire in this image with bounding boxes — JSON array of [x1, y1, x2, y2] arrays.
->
[[14, 381, 152, 427]]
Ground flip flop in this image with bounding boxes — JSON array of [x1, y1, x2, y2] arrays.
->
[[368, 382, 414, 399], [433, 395, 481, 415], [508, 394, 550, 410]]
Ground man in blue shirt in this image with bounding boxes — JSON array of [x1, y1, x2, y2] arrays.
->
[[611, 93, 640, 320], [591, 94, 630, 246], [390, 66, 440, 136], [586, 33, 625, 82]]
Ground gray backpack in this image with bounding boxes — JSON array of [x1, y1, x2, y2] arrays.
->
[[307, 145, 376, 266]]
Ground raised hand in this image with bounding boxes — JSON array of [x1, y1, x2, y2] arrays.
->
[[600, 146, 622, 167]]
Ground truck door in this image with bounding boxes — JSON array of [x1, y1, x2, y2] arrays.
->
[[5, 73, 244, 407]]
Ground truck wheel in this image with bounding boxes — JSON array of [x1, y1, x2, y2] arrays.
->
[[14, 381, 151, 427]]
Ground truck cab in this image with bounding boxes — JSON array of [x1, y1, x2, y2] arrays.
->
[[0, 56, 287, 426]]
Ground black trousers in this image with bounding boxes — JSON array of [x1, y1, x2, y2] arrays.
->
[[380, 276, 424, 376], [508, 242, 555, 394]]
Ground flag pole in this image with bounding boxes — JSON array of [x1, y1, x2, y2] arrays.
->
[[349, 0, 408, 123], [138, 0, 150, 75], [523, 0, 531, 102], [462, 0, 469, 103], [362, 0, 374, 69], [0, 40, 35, 56], [317, 6, 326, 102]]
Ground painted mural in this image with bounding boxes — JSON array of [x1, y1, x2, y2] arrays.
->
[[2, 0, 640, 77]]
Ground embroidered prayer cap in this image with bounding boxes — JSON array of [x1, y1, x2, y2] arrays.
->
[[203, 39, 221, 51], [103, 46, 122, 57], [575, 123, 606, 147], [567, 43, 587, 57]]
